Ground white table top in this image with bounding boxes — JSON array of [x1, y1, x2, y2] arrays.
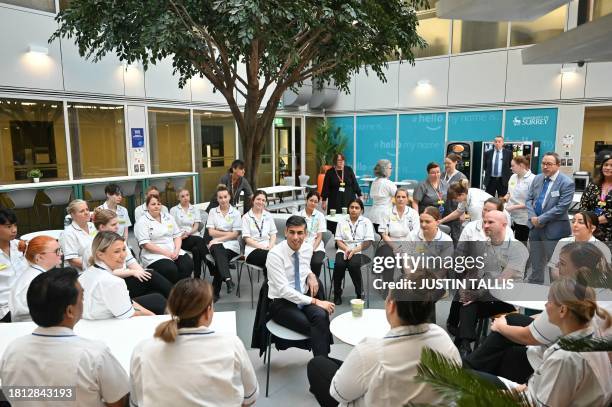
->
[[0, 172, 197, 193], [326, 213, 348, 223], [20, 230, 63, 241], [0, 311, 236, 373], [489, 282, 549, 311], [330, 309, 390, 346], [259, 185, 304, 195]]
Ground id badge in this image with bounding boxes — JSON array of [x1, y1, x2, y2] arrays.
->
[[339, 187, 345, 192]]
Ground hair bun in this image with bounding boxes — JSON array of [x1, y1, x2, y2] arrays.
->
[[17, 239, 28, 254]]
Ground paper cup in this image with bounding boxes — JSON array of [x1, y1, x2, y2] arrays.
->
[[342, 207, 348, 215], [330, 209, 337, 216], [350, 298, 364, 317]]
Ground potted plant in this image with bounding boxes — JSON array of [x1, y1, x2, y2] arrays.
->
[[27, 169, 42, 183], [314, 122, 348, 193]]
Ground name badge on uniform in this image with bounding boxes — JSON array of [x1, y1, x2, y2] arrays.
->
[[119, 219, 126, 224], [339, 187, 345, 192], [0, 263, 7, 271], [188, 213, 193, 219], [167, 224, 174, 231], [550, 191, 559, 197]]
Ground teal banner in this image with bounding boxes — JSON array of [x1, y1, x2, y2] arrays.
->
[[398, 113, 446, 181]]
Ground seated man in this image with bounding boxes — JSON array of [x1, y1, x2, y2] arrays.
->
[[0, 267, 129, 407], [307, 273, 461, 407], [266, 215, 335, 356], [449, 210, 528, 357]]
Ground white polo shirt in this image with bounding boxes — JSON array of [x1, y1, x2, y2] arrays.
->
[[61, 222, 97, 271], [335, 215, 375, 255], [9, 264, 46, 322], [130, 326, 259, 407], [134, 212, 185, 267], [330, 324, 461, 407], [296, 208, 327, 253], [241, 210, 277, 257], [458, 219, 515, 242], [206, 206, 242, 254], [378, 205, 420, 241], [79, 263, 135, 320], [507, 171, 535, 225], [170, 203, 202, 235], [0, 240, 27, 319], [134, 203, 169, 222], [97, 202, 132, 237], [0, 326, 129, 407], [266, 240, 314, 306], [368, 177, 397, 225]]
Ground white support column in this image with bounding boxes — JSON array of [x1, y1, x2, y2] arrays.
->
[[62, 100, 74, 180], [291, 116, 296, 180], [271, 121, 276, 186], [301, 116, 306, 176]]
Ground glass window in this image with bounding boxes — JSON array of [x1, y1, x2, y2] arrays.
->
[[193, 111, 236, 201], [67, 103, 127, 179], [148, 108, 191, 174], [510, 7, 566, 46], [592, 0, 612, 20], [413, 2, 451, 58], [580, 106, 612, 174], [452, 21, 509, 53], [0, 98, 68, 183], [1, 0, 55, 12]]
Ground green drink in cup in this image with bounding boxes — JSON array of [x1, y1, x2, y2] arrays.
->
[[350, 298, 364, 317]]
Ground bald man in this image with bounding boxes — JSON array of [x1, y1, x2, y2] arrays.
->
[[453, 210, 529, 358]]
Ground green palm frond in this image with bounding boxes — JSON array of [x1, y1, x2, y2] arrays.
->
[[314, 122, 348, 170], [557, 335, 612, 352], [409, 348, 533, 407]]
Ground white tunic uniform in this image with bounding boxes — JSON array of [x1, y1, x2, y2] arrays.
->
[[82, 241, 138, 271], [134, 203, 169, 222], [9, 263, 46, 322], [378, 205, 420, 241], [241, 210, 277, 257], [296, 208, 327, 252], [368, 177, 397, 225], [457, 188, 493, 221], [458, 219, 515, 242], [61, 222, 97, 272], [170, 203, 202, 235], [335, 215, 375, 255], [0, 240, 27, 319], [506, 171, 535, 226], [79, 263, 135, 320], [548, 236, 611, 270], [0, 326, 129, 407], [134, 212, 185, 267], [130, 326, 259, 407], [206, 206, 242, 254], [96, 202, 132, 237]]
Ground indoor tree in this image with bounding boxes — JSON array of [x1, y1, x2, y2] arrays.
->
[[52, 0, 427, 188]]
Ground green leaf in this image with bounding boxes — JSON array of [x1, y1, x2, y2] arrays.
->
[[557, 335, 612, 352]]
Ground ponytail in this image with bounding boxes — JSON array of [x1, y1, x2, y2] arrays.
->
[[155, 318, 179, 343]]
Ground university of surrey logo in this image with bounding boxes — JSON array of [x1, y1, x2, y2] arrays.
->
[[512, 116, 521, 126]]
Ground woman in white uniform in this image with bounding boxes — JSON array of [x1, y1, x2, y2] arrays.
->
[[333, 199, 375, 305], [408, 206, 454, 279], [134, 186, 170, 222], [503, 156, 535, 242], [88, 209, 172, 298], [0, 209, 28, 322], [80, 231, 165, 318], [368, 159, 396, 234], [61, 199, 97, 272], [130, 279, 259, 407], [206, 185, 241, 300], [134, 195, 193, 284], [170, 188, 207, 279], [441, 179, 494, 225], [96, 183, 131, 240], [242, 190, 277, 276], [10, 236, 62, 322], [375, 188, 420, 283], [296, 191, 327, 277]]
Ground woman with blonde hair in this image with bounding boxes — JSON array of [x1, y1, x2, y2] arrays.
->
[[170, 188, 207, 279], [9, 236, 62, 322], [368, 159, 396, 234], [130, 279, 258, 406], [60, 199, 97, 271]]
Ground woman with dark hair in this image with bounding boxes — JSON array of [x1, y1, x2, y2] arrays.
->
[[321, 153, 361, 234], [0, 208, 28, 322], [413, 162, 445, 215], [332, 199, 374, 305], [242, 190, 277, 276], [208, 159, 254, 213], [96, 183, 131, 240], [580, 153, 612, 241], [503, 155, 535, 242], [296, 191, 327, 277], [442, 154, 467, 242]]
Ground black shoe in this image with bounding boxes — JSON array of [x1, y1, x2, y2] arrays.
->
[[226, 280, 235, 294], [458, 340, 472, 359], [333, 294, 342, 305]]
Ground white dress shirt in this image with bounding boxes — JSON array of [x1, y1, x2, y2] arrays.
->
[[130, 326, 259, 407], [541, 170, 560, 208], [378, 205, 420, 240], [170, 204, 202, 235], [134, 212, 185, 267], [134, 203, 169, 222], [266, 240, 314, 306], [96, 202, 132, 237], [0, 326, 129, 407], [79, 262, 135, 320], [0, 239, 27, 319], [368, 177, 397, 225], [8, 263, 46, 322], [335, 215, 375, 255], [241, 210, 277, 257], [506, 171, 535, 225], [206, 206, 242, 254], [296, 208, 327, 252], [61, 222, 97, 271], [330, 324, 461, 407]]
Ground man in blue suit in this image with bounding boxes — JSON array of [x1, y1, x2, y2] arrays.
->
[[525, 152, 574, 284]]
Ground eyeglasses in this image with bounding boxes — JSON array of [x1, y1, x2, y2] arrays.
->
[[41, 248, 63, 256], [541, 162, 557, 167]]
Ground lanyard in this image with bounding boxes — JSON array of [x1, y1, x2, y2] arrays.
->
[[335, 169, 345, 185], [348, 219, 361, 240], [428, 182, 443, 201], [250, 214, 264, 238]]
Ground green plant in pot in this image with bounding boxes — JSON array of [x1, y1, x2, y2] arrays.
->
[[314, 122, 348, 192], [27, 169, 42, 183]]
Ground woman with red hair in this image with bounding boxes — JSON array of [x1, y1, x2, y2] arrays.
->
[[9, 236, 63, 322]]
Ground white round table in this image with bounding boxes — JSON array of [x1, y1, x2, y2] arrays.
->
[[330, 309, 390, 346], [20, 229, 63, 241], [489, 282, 549, 311], [325, 214, 348, 223]]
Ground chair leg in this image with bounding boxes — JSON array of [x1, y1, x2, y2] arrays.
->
[[265, 333, 272, 397], [247, 266, 254, 309], [236, 263, 242, 298]]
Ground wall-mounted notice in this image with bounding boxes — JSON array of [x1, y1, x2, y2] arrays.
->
[[131, 128, 145, 148]]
